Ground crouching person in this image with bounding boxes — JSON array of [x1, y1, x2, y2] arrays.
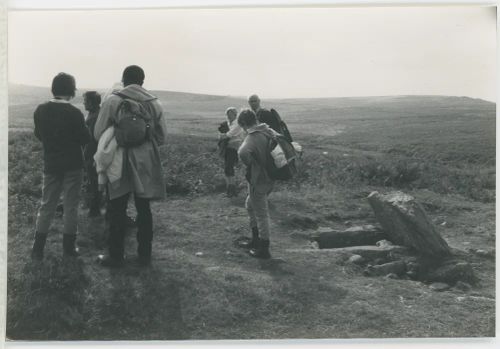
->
[[31, 72, 90, 260], [237, 109, 275, 259], [94, 65, 167, 267]]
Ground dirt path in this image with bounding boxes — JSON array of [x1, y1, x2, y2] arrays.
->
[[67, 188, 495, 339]]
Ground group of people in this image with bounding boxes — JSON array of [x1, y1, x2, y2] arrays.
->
[[31, 65, 290, 266]]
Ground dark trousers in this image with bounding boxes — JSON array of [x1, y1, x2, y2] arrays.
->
[[224, 148, 238, 177], [85, 163, 101, 213], [108, 193, 153, 261]]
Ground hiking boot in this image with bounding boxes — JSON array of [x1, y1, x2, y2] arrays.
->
[[31, 232, 47, 261], [226, 184, 237, 198], [249, 239, 271, 259], [88, 208, 101, 218], [63, 234, 80, 257], [237, 227, 259, 249], [133, 255, 152, 267], [137, 242, 152, 267], [97, 254, 124, 268]]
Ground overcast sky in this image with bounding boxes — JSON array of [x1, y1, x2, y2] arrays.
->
[[8, 6, 497, 101]]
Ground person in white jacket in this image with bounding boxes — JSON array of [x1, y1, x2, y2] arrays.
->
[[218, 107, 244, 197]]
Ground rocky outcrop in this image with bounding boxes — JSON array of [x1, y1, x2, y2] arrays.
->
[[367, 191, 451, 258]]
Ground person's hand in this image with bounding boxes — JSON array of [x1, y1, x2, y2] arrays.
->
[[98, 184, 106, 192]]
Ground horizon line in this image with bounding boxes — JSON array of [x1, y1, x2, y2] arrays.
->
[[8, 82, 496, 104]]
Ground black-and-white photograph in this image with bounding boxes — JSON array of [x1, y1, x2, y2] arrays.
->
[[3, 2, 497, 342]]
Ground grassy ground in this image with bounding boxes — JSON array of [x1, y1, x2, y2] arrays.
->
[[6, 92, 496, 340]]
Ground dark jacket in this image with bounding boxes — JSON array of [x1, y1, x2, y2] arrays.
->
[[84, 108, 100, 167], [34, 100, 90, 174], [256, 108, 281, 134], [238, 123, 276, 193]]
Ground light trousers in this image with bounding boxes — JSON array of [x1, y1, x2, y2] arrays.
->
[[245, 184, 272, 240], [35, 169, 83, 236]]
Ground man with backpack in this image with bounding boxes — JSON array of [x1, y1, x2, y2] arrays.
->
[[236, 109, 278, 259], [248, 94, 293, 143], [93, 65, 167, 267]]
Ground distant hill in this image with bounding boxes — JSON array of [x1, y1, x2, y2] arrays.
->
[[8, 83, 495, 131]]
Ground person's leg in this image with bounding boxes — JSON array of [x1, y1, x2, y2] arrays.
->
[[101, 193, 129, 265], [224, 149, 237, 197], [134, 195, 153, 265], [33, 172, 64, 260], [62, 169, 84, 256], [237, 184, 260, 249], [248, 187, 271, 259], [87, 164, 101, 217], [102, 186, 111, 237]]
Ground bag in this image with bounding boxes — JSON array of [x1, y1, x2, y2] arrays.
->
[[266, 133, 298, 181], [270, 108, 293, 143], [218, 121, 229, 134], [113, 92, 153, 147]]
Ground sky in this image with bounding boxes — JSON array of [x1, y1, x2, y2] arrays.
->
[[7, 6, 497, 101]]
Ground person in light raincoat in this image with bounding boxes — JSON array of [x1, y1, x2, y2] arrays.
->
[[93, 65, 167, 267]]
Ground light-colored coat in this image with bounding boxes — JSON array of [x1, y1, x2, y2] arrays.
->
[[94, 84, 167, 200], [225, 119, 245, 150], [94, 126, 123, 189]]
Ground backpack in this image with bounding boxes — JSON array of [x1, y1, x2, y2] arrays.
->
[[113, 92, 153, 147], [265, 133, 298, 181], [270, 108, 293, 143], [218, 120, 229, 134]]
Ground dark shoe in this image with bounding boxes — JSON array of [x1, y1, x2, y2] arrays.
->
[[137, 242, 152, 265], [237, 227, 259, 249], [63, 234, 80, 257], [31, 232, 47, 261], [249, 239, 271, 259], [133, 256, 151, 267], [88, 208, 101, 218], [97, 254, 124, 268], [226, 184, 237, 198]]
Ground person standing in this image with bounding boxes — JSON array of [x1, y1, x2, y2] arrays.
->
[[248, 94, 293, 142], [83, 91, 102, 217], [218, 107, 244, 197], [247, 94, 282, 134], [31, 72, 90, 260], [237, 109, 276, 259], [94, 65, 167, 267]]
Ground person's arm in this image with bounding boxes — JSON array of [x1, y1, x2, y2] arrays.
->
[[94, 97, 117, 141], [153, 100, 167, 146], [238, 143, 253, 168], [33, 106, 42, 141], [226, 123, 242, 138], [75, 109, 91, 146], [269, 110, 282, 134]]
